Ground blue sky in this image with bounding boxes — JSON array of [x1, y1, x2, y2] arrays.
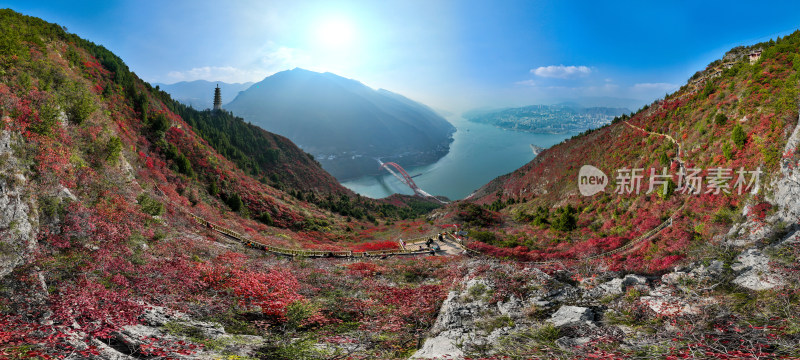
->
[[4, 0, 800, 111]]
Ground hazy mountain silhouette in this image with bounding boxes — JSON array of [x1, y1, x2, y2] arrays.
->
[[225, 68, 455, 179]]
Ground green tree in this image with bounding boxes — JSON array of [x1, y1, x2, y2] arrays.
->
[[793, 54, 800, 72], [714, 113, 728, 126], [137, 193, 164, 216], [701, 81, 716, 98], [732, 125, 746, 148], [659, 152, 670, 166], [658, 179, 677, 200], [105, 136, 122, 164], [722, 143, 733, 160], [256, 212, 274, 226], [551, 205, 577, 232], [147, 113, 170, 137], [227, 193, 243, 212], [208, 180, 219, 196], [174, 152, 193, 177], [67, 90, 96, 124]]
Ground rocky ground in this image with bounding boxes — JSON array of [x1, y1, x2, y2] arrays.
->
[[411, 228, 800, 359]]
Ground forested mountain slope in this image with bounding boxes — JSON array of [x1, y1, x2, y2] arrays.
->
[[225, 68, 456, 180], [460, 32, 800, 273], [0, 9, 452, 358]]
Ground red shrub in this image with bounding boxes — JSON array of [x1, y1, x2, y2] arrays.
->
[[352, 241, 399, 252]]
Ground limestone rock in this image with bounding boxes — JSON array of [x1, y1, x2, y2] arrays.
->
[[622, 274, 647, 287], [773, 113, 800, 223], [593, 278, 624, 296], [640, 285, 714, 316], [731, 249, 768, 272], [497, 295, 524, 317], [546, 306, 594, 327], [733, 269, 785, 290], [730, 248, 785, 290], [0, 130, 37, 278]]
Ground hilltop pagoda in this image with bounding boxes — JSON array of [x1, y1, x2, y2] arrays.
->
[[213, 84, 222, 111]]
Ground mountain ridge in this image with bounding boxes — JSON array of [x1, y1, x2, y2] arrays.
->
[[226, 67, 456, 180], [3, 8, 800, 359]]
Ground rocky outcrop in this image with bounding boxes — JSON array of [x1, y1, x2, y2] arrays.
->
[[413, 265, 608, 359], [773, 112, 800, 223], [546, 305, 594, 327], [412, 256, 794, 359], [731, 248, 786, 290], [0, 130, 38, 278], [65, 306, 265, 360]]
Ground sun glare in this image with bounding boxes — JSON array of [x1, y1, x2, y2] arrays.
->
[[316, 18, 355, 48]]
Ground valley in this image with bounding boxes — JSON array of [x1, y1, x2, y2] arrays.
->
[[2, 5, 800, 360], [342, 117, 577, 200]]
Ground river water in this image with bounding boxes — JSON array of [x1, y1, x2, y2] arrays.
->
[[341, 117, 576, 200]]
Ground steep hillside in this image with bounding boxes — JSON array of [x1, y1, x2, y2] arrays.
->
[[4, 8, 800, 360], [459, 33, 800, 273], [154, 80, 252, 110], [0, 9, 456, 359], [153, 91, 350, 195], [226, 68, 456, 180]]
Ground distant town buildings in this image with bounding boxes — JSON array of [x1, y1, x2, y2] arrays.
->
[[466, 105, 625, 134]]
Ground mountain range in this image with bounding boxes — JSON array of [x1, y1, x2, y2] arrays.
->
[[3, 8, 800, 359], [224, 68, 456, 180]]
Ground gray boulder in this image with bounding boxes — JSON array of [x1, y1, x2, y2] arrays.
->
[[547, 306, 594, 327], [730, 248, 785, 290]]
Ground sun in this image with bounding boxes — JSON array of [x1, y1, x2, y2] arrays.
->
[[316, 18, 355, 48]]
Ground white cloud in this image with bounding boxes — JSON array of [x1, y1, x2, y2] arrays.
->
[[532, 65, 592, 79], [514, 79, 536, 86], [254, 44, 311, 71], [165, 44, 311, 83], [166, 66, 269, 83]]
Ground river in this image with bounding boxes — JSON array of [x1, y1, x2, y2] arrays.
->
[[340, 117, 577, 200]]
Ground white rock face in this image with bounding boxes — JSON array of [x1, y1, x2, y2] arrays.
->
[[0, 130, 38, 278], [597, 278, 625, 295], [773, 113, 800, 223], [731, 249, 785, 290], [112, 306, 264, 359], [546, 306, 594, 327], [640, 285, 717, 316], [412, 333, 464, 359], [731, 249, 769, 272]]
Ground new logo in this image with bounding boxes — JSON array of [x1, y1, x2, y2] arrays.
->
[[578, 165, 608, 196]]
